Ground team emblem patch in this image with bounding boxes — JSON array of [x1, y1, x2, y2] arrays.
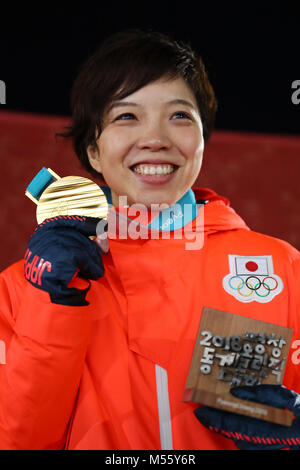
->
[[222, 255, 283, 303]]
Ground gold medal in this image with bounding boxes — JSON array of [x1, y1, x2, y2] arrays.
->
[[25, 168, 109, 224]]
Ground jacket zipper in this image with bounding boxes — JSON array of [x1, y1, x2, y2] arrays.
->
[[155, 364, 173, 450]]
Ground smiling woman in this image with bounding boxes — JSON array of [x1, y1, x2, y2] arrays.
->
[[1, 29, 300, 452], [57, 29, 217, 183], [57, 29, 216, 207], [86, 76, 204, 207]]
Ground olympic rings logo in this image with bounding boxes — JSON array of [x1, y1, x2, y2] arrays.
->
[[223, 255, 283, 303], [228, 275, 279, 298]]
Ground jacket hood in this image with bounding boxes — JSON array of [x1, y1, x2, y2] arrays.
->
[[193, 187, 249, 234]]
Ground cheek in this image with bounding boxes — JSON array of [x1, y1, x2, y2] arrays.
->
[[98, 131, 133, 168], [175, 130, 204, 162]]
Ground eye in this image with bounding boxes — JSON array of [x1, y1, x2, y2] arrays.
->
[[171, 111, 193, 120], [114, 113, 137, 121]]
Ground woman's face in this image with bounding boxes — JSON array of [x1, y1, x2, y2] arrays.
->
[[87, 76, 204, 207]]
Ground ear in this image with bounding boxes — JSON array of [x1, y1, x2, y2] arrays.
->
[[87, 143, 102, 174]]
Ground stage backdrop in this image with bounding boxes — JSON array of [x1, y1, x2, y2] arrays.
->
[[0, 110, 299, 271]]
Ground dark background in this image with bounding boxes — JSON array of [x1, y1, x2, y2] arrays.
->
[[0, 1, 299, 136]]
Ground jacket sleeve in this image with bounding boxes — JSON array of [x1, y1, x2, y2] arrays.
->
[[289, 254, 300, 392], [0, 263, 91, 450], [278, 248, 300, 395]]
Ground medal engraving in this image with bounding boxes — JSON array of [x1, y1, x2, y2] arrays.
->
[[25, 168, 108, 224], [36, 175, 108, 224]]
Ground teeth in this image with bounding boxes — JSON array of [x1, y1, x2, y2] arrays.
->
[[133, 164, 176, 175]]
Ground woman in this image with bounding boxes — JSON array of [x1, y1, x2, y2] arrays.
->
[[0, 29, 300, 450]]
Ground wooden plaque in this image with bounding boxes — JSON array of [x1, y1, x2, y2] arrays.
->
[[183, 307, 294, 426]]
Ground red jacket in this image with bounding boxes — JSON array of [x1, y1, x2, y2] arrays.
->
[[0, 188, 299, 450]]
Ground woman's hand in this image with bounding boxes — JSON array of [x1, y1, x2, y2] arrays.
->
[[195, 385, 300, 450], [24, 215, 106, 306]]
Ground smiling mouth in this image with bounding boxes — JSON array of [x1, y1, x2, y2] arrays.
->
[[130, 163, 179, 175]]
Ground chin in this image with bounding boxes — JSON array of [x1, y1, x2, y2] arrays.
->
[[118, 188, 180, 208], [137, 197, 177, 209]]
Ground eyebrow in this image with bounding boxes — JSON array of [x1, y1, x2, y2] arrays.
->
[[107, 101, 138, 113], [166, 99, 196, 109], [107, 98, 197, 113]]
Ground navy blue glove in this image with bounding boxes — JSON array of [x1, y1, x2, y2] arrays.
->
[[195, 385, 300, 450], [24, 215, 106, 306]]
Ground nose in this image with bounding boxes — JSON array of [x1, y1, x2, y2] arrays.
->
[[136, 122, 172, 152]]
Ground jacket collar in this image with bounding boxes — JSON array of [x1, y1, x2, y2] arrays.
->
[[102, 187, 205, 233]]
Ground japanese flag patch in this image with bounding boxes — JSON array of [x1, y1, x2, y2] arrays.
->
[[222, 255, 283, 303]]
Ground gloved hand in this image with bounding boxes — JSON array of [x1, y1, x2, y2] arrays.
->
[[195, 385, 300, 450], [24, 215, 106, 306]]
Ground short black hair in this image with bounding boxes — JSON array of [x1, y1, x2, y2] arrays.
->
[[57, 29, 218, 179]]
